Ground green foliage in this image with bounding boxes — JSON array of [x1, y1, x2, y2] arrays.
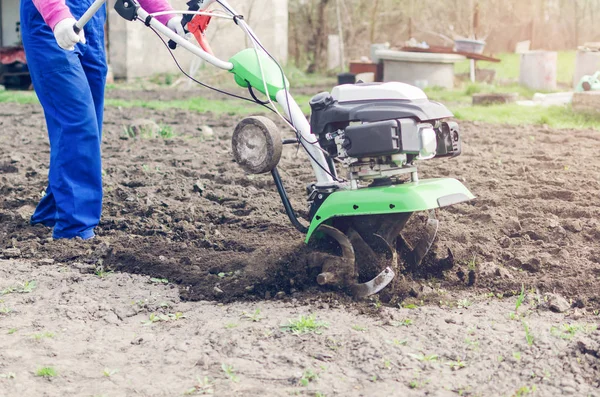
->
[[454, 51, 576, 85], [184, 376, 214, 395], [241, 309, 263, 322], [2, 280, 37, 295], [281, 314, 328, 335], [107, 95, 313, 116], [515, 284, 526, 313], [512, 385, 537, 397], [142, 312, 185, 325], [103, 368, 118, 377], [35, 367, 57, 378], [453, 104, 600, 130], [150, 278, 169, 284], [299, 369, 318, 387], [391, 319, 413, 327], [221, 363, 239, 383], [523, 321, 534, 346], [351, 325, 367, 332], [409, 353, 438, 362], [550, 323, 597, 340], [32, 331, 55, 340]]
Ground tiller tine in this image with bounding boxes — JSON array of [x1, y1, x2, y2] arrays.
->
[[312, 224, 397, 299], [349, 267, 395, 299], [398, 210, 439, 267]]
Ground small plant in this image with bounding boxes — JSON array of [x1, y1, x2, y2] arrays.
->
[[315, 392, 326, 397], [391, 319, 413, 327], [382, 359, 392, 370], [221, 363, 239, 383], [513, 352, 522, 361], [281, 314, 328, 335], [446, 359, 466, 370], [464, 337, 479, 350], [2, 280, 37, 295], [150, 278, 169, 284], [157, 125, 175, 139], [0, 372, 16, 379], [408, 379, 420, 389], [142, 312, 185, 325], [388, 338, 408, 347], [35, 367, 57, 378], [467, 254, 478, 271], [515, 284, 526, 313], [523, 321, 534, 346], [241, 309, 263, 322], [457, 299, 472, 309], [513, 385, 537, 396], [94, 265, 113, 278], [351, 325, 367, 332], [550, 323, 597, 340], [299, 369, 318, 386], [8, 328, 17, 334], [184, 376, 214, 395], [103, 368, 118, 377], [402, 303, 418, 309], [32, 332, 55, 340], [409, 353, 438, 362], [0, 305, 12, 314]]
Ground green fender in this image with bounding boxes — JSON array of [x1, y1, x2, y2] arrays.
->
[[305, 178, 475, 243], [229, 49, 289, 100]]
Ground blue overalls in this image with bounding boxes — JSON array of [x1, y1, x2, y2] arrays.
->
[[20, 0, 107, 239]]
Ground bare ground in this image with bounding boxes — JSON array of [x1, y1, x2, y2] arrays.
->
[[1, 96, 599, 396]]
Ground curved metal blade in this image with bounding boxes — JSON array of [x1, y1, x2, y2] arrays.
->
[[350, 267, 396, 299], [400, 210, 439, 266], [316, 224, 355, 267]]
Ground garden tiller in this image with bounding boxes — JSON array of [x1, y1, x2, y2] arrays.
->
[[77, 0, 475, 298]]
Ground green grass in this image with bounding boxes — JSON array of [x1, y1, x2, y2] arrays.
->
[[283, 64, 336, 89], [299, 369, 318, 387], [0, 90, 38, 104], [453, 103, 600, 130], [550, 323, 597, 340], [281, 314, 328, 335], [35, 367, 57, 378], [221, 363, 239, 383], [454, 51, 576, 85], [106, 95, 313, 116]]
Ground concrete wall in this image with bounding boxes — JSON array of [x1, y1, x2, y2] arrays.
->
[[1, 0, 21, 46], [108, 0, 288, 80]]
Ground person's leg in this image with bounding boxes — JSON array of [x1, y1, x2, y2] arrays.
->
[[30, 187, 56, 227], [79, 4, 108, 139], [21, 0, 102, 240]]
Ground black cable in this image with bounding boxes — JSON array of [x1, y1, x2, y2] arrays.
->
[[143, 12, 344, 182], [247, 84, 269, 105], [215, 1, 344, 182], [142, 18, 280, 114]]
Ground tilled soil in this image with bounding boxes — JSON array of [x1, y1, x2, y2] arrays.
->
[[0, 96, 600, 396]]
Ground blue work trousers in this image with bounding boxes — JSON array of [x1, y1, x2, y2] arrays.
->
[[21, 0, 107, 239]]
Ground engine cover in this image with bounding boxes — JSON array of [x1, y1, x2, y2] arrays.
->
[[309, 82, 460, 161]]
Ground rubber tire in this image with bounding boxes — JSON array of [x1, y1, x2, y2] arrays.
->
[[232, 116, 282, 174]]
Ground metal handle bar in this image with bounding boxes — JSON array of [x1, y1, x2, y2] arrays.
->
[[73, 0, 233, 70]]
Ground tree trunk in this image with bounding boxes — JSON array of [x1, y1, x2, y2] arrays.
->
[[307, 0, 331, 74]]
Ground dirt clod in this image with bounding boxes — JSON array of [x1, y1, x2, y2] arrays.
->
[[547, 293, 571, 313]]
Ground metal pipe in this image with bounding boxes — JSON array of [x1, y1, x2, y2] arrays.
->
[[136, 7, 233, 70], [74, 0, 106, 33], [271, 168, 308, 234], [275, 90, 334, 186]]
